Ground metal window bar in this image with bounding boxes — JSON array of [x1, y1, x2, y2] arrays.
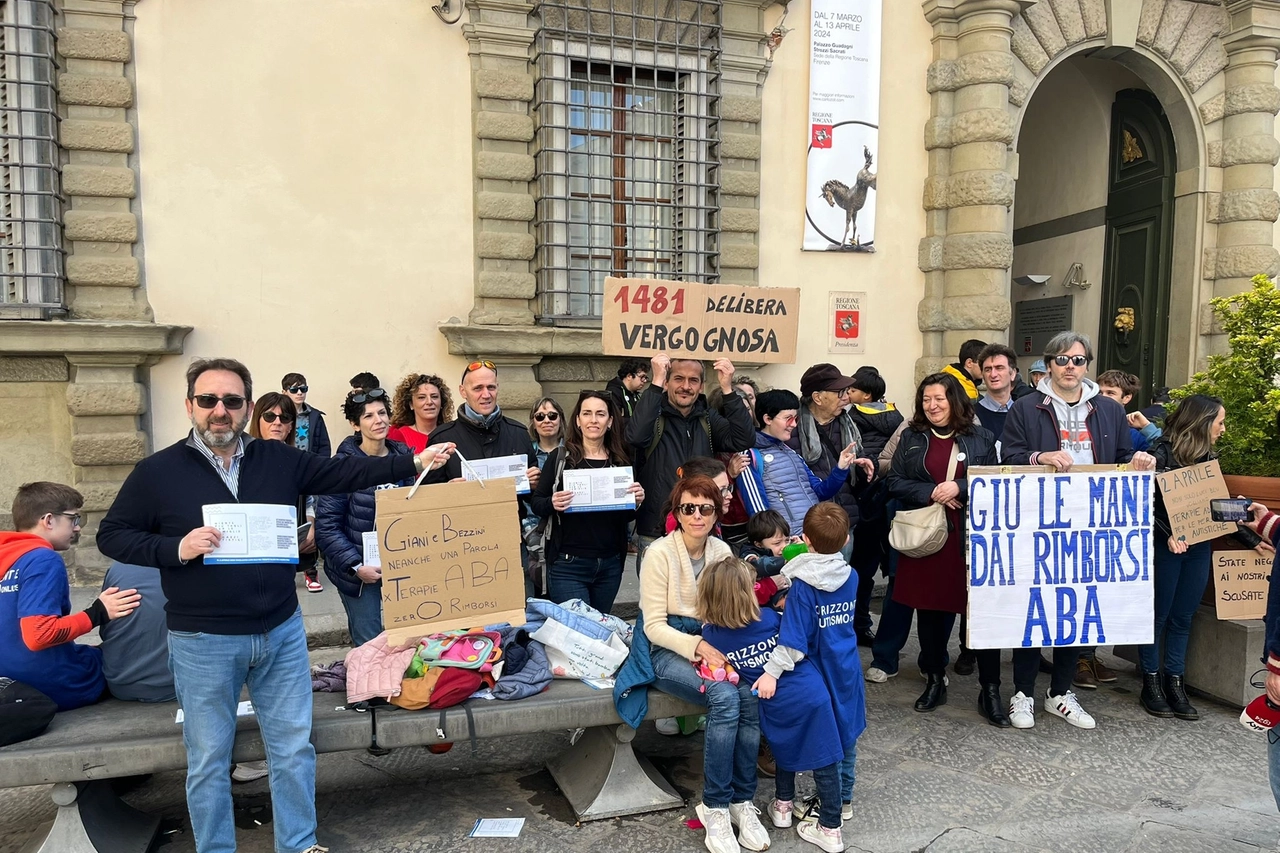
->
[[0, 0, 63, 319], [534, 0, 720, 324]]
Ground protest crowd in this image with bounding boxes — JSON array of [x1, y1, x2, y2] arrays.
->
[[5, 338, 1280, 853]]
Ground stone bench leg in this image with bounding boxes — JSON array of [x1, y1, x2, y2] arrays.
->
[[21, 781, 159, 853], [546, 723, 683, 821]]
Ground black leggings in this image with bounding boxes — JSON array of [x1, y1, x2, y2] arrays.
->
[[917, 609, 1000, 684], [1013, 646, 1078, 697]]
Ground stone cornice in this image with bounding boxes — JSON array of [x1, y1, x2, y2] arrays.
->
[[439, 322, 602, 357], [0, 320, 191, 357], [924, 0, 1036, 25], [1224, 0, 1280, 51]]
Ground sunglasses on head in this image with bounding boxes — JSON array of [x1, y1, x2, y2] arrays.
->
[[533, 411, 559, 422], [677, 503, 717, 517], [192, 394, 247, 410], [261, 411, 294, 424], [1052, 355, 1089, 367], [351, 388, 388, 404], [287, 385, 308, 394], [463, 360, 497, 381]]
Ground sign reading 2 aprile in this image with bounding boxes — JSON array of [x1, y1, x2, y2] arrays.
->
[[965, 468, 1155, 649]]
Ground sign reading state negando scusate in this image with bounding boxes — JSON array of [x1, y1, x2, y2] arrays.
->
[[602, 277, 800, 364]]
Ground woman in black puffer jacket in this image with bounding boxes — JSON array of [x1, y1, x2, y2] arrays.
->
[[315, 388, 414, 646]]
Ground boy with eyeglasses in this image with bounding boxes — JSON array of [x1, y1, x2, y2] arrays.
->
[[0, 482, 140, 711], [282, 372, 332, 458]]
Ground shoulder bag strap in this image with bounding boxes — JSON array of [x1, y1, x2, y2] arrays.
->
[[945, 440, 960, 482]]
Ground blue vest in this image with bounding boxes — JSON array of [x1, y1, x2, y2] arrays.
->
[[754, 433, 820, 536]]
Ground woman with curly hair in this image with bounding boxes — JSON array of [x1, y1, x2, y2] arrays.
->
[[387, 373, 453, 453]]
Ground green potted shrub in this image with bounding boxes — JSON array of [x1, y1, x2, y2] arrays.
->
[[1172, 273, 1280, 502]]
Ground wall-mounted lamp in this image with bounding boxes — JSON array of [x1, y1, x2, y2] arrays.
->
[[432, 0, 463, 24], [1013, 274, 1052, 287], [1063, 262, 1092, 290]]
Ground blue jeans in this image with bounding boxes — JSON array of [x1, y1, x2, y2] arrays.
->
[[651, 644, 760, 808], [839, 742, 857, 803], [775, 761, 842, 829], [548, 554, 623, 614], [1269, 730, 1280, 811], [341, 583, 383, 647], [1138, 540, 1211, 676], [168, 609, 317, 853]]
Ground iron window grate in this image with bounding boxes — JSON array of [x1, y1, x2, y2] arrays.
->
[[0, 0, 63, 320], [534, 0, 720, 324]]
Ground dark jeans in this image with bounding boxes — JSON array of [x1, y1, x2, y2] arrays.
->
[[1139, 539, 1212, 676], [775, 761, 843, 829], [1013, 646, 1078, 697], [547, 553, 624, 614], [851, 526, 880, 635], [917, 609, 1001, 683], [870, 575, 927, 674]]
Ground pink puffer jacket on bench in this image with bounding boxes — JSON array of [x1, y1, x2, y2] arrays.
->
[[344, 631, 421, 702]]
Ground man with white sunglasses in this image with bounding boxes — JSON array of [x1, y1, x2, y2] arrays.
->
[[999, 332, 1155, 732]]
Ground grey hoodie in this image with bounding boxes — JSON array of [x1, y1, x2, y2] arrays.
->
[[763, 550, 852, 677], [1037, 375, 1100, 466]]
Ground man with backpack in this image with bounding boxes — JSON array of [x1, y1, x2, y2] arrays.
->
[[626, 354, 755, 561]]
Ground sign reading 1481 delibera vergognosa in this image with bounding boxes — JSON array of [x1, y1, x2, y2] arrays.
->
[[965, 467, 1155, 650]]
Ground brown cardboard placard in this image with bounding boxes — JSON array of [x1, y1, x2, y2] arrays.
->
[[374, 479, 525, 643], [601, 276, 800, 364], [1212, 549, 1271, 620], [1154, 459, 1233, 547]]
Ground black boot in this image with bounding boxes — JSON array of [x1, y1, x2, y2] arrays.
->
[[915, 673, 947, 712], [1140, 672, 1174, 718], [977, 683, 1011, 727], [1163, 673, 1198, 721]]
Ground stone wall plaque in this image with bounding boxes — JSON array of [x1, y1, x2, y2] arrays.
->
[[1011, 296, 1073, 360]]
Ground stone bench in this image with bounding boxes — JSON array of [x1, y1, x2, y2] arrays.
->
[[0, 681, 702, 852]]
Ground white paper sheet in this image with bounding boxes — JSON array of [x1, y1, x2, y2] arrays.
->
[[461, 454, 531, 493], [469, 818, 525, 838], [201, 503, 299, 565], [177, 700, 254, 724], [362, 530, 381, 568], [562, 466, 636, 513]]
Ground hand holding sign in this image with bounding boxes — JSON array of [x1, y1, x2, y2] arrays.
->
[[1167, 536, 1189, 554], [552, 490, 574, 511], [1130, 451, 1156, 472], [1037, 450, 1075, 472], [179, 526, 222, 562], [712, 358, 735, 393], [651, 353, 671, 387], [417, 442, 457, 472]]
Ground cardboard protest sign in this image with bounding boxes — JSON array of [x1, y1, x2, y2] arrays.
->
[[966, 467, 1154, 649], [1154, 459, 1233, 547], [1212, 549, 1271, 620], [601, 276, 800, 364], [374, 480, 525, 641]]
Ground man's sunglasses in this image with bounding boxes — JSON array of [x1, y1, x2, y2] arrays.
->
[[533, 411, 559, 422], [286, 385, 308, 394], [261, 411, 295, 424], [463, 360, 497, 380], [677, 503, 717, 517], [1052, 355, 1089, 367], [192, 394, 247, 410], [351, 388, 388, 404]]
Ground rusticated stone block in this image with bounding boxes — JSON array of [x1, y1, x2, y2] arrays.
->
[[1023, 2, 1067, 58], [1009, 79, 1029, 108], [924, 116, 951, 150], [59, 74, 132, 108], [1220, 135, 1280, 167], [955, 51, 1016, 88], [60, 119, 133, 152], [1048, 0, 1086, 45], [930, 170, 1016, 209], [1184, 40, 1227, 93], [477, 271, 536, 299], [942, 294, 1011, 330], [1010, 15, 1050, 75], [475, 151, 535, 182], [1200, 93, 1225, 125], [721, 95, 762, 123], [722, 133, 761, 161], [469, 307, 536, 326], [949, 109, 1016, 147], [71, 432, 146, 467], [1152, 0, 1194, 58], [1080, 0, 1107, 38], [721, 170, 760, 197], [1206, 191, 1221, 223], [1225, 83, 1280, 117], [1207, 140, 1223, 166], [64, 210, 137, 243], [720, 242, 759, 269], [535, 359, 595, 382], [474, 70, 534, 102], [57, 28, 130, 62], [0, 356, 67, 381], [942, 233, 1014, 270], [66, 382, 144, 416], [1212, 245, 1280, 278], [927, 60, 957, 94], [1216, 188, 1280, 223], [475, 111, 535, 142], [917, 297, 946, 332], [476, 232, 535, 261], [477, 191, 535, 222], [720, 208, 759, 233], [63, 165, 136, 198], [918, 236, 944, 272], [1136, 0, 1167, 46], [67, 256, 140, 287], [76, 481, 122, 513], [1169, 4, 1227, 74]]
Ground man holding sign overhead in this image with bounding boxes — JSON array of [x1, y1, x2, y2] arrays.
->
[[1000, 332, 1155, 730], [97, 357, 454, 853]]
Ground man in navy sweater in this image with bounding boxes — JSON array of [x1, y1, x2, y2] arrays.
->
[[97, 357, 453, 853]]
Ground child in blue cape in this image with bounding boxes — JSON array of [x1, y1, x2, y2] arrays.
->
[[698, 556, 845, 851], [753, 502, 867, 853]]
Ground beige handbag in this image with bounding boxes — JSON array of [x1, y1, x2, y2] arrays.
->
[[888, 441, 959, 558]]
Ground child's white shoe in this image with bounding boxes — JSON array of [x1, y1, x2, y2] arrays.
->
[[797, 820, 845, 852], [768, 798, 792, 828]]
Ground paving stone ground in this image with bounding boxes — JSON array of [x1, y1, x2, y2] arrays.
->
[[4, 639, 1278, 853]]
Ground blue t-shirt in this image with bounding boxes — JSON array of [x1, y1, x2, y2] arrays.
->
[[703, 608, 844, 773], [777, 574, 867, 749], [0, 548, 104, 711]]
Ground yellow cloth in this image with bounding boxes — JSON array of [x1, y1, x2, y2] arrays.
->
[[942, 364, 979, 400], [639, 531, 732, 661]]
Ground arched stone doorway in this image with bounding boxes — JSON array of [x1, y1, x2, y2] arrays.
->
[[918, 0, 1280, 388]]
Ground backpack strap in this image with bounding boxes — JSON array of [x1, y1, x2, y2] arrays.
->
[[647, 413, 667, 456]]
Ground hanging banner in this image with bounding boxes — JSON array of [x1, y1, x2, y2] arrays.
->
[[965, 467, 1155, 649], [803, 0, 882, 253], [828, 291, 867, 354]]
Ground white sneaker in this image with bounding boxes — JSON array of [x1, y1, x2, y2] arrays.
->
[[729, 800, 771, 851], [840, 801, 853, 821], [1045, 689, 1097, 729], [768, 799, 793, 828], [1008, 692, 1035, 729], [298, 847, 329, 853], [797, 820, 845, 852], [655, 717, 680, 736], [865, 666, 895, 683], [230, 760, 269, 782], [696, 803, 738, 853]]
